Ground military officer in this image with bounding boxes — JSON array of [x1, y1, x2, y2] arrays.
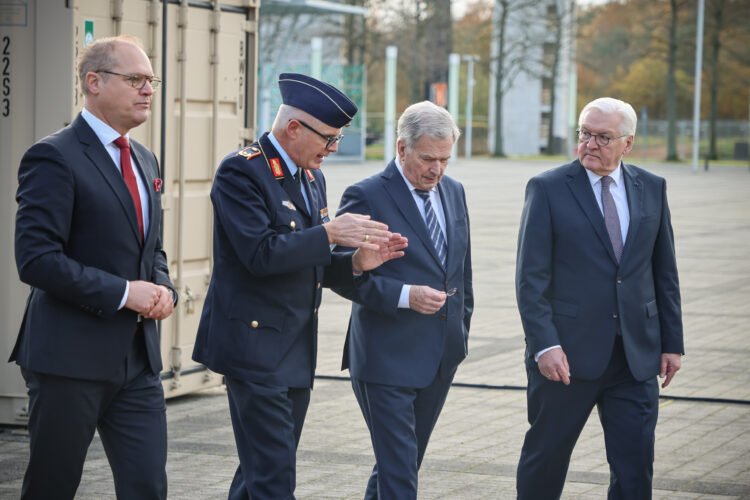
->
[[193, 73, 407, 500]]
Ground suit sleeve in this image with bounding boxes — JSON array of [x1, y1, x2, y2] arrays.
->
[[652, 178, 684, 354], [462, 185, 474, 335], [145, 150, 176, 301], [515, 177, 559, 355], [331, 183, 403, 316], [210, 158, 332, 277], [15, 142, 126, 315]]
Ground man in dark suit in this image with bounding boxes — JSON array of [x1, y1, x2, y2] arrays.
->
[[11, 35, 176, 499], [333, 101, 473, 499], [515, 97, 684, 499], [193, 73, 406, 500]]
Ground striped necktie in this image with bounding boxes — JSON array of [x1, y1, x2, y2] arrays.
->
[[414, 189, 447, 268]]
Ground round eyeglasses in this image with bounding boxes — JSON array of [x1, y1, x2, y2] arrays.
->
[[98, 70, 162, 90], [295, 120, 344, 149], [576, 129, 628, 147]]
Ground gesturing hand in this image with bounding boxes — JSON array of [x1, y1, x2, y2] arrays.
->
[[352, 233, 408, 272], [408, 285, 447, 315], [324, 213, 391, 250]]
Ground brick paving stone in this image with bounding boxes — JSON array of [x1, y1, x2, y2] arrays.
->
[[1, 159, 749, 499]]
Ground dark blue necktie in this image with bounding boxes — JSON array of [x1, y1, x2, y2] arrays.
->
[[415, 189, 447, 268]]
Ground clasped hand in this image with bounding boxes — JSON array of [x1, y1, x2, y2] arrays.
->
[[125, 281, 175, 320]]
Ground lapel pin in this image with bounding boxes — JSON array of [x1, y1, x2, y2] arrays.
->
[[154, 178, 163, 192]]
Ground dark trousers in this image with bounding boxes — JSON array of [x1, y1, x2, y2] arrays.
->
[[20, 328, 167, 500], [225, 377, 311, 500], [352, 366, 456, 500], [516, 336, 659, 500]]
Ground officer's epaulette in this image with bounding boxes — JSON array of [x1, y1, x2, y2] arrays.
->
[[269, 158, 284, 179], [237, 146, 261, 160], [305, 169, 315, 182]]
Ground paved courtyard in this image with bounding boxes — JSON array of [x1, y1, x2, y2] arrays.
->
[[1, 158, 749, 499]]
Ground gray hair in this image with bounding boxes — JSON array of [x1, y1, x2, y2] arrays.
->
[[579, 97, 638, 136], [78, 35, 145, 95], [397, 101, 460, 150]]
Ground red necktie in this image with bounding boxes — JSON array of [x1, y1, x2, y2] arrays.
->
[[113, 136, 144, 241]]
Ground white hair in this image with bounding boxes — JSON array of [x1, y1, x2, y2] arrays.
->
[[579, 97, 638, 136], [397, 101, 460, 150]]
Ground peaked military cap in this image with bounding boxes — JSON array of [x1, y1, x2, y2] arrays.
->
[[278, 73, 358, 128]]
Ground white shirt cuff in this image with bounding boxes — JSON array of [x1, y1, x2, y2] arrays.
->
[[118, 281, 129, 310], [535, 345, 561, 362], [398, 284, 411, 308]]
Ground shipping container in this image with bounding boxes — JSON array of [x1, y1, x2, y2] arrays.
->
[[0, 0, 260, 424]]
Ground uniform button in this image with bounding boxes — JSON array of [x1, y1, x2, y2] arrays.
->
[[317, 282, 321, 289], [439, 314, 446, 320], [314, 308, 318, 314], [290, 220, 296, 229], [445, 281, 450, 287], [251, 321, 259, 328], [612, 313, 618, 319], [616, 277, 622, 284]]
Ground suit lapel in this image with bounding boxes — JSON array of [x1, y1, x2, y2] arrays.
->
[[621, 163, 642, 263], [303, 172, 319, 223], [74, 115, 143, 243], [381, 161, 443, 269], [131, 143, 155, 246], [565, 161, 618, 264], [438, 182, 456, 269], [259, 134, 310, 218]]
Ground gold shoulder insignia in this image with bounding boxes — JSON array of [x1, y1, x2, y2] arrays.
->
[[269, 158, 284, 179], [237, 146, 261, 159]]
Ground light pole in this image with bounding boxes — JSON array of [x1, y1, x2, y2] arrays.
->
[[463, 55, 479, 159]]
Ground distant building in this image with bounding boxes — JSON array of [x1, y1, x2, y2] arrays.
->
[[489, 0, 576, 156]]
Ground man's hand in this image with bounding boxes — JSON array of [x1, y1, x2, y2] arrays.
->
[[125, 280, 162, 315], [352, 233, 408, 272], [125, 282, 175, 320], [143, 285, 175, 321], [538, 347, 571, 385], [659, 353, 682, 388], [324, 213, 391, 250], [408, 285, 447, 315]]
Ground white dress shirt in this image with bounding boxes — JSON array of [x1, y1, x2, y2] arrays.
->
[[394, 158, 447, 309], [81, 108, 151, 310]]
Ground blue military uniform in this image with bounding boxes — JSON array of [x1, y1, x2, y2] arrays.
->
[[193, 73, 358, 499]]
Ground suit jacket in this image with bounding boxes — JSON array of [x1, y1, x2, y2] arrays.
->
[[11, 113, 174, 380], [192, 132, 353, 388], [334, 160, 473, 389], [516, 160, 683, 382]]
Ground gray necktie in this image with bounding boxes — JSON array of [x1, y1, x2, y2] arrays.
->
[[601, 176, 623, 263], [415, 189, 447, 268]]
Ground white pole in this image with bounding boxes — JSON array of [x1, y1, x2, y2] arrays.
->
[[448, 53, 460, 163], [488, 0, 500, 154], [384, 46, 398, 164], [692, 0, 705, 172], [463, 55, 478, 159], [311, 38, 322, 80]]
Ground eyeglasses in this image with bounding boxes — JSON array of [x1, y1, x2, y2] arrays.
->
[[576, 130, 628, 147], [98, 70, 162, 90], [295, 120, 344, 149]]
